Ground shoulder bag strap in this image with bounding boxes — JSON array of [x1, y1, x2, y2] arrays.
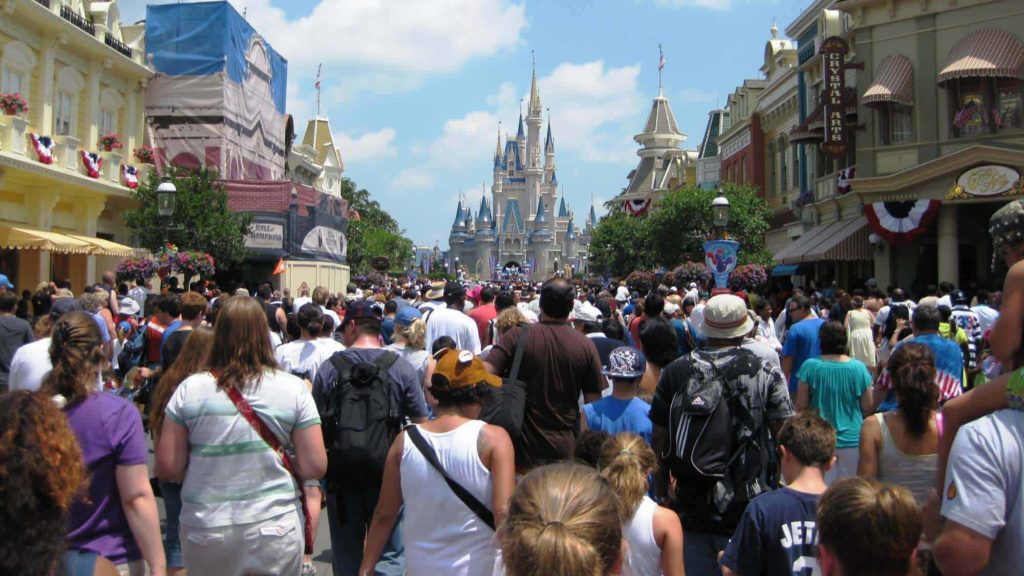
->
[[507, 324, 531, 382], [224, 384, 314, 555], [405, 425, 496, 530]]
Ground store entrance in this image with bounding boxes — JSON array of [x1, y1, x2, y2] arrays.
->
[[957, 202, 1004, 292]]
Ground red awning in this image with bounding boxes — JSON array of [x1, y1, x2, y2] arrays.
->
[[937, 28, 1024, 84], [864, 54, 914, 107]]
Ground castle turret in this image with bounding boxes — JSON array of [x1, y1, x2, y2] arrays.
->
[[564, 215, 578, 271], [530, 196, 552, 276], [474, 194, 496, 276], [449, 200, 469, 260], [544, 118, 555, 169]]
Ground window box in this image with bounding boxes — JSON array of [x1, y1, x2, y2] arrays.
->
[[0, 115, 29, 155]]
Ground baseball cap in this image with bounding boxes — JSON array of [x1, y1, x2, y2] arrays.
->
[[444, 282, 465, 299], [604, 346, 646, 379], [431, 348, 502, 391], [50, 297, 83, 319], [953, 290, 969, 305], [572, 302, 603, 323], [395, 306, 422, 327], [0, 274, 13, 289], [339, 300, 379, 331]]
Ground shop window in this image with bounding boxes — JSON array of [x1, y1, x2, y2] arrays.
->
[[951, 77, 1024, 137], [879, 104, 914, 145]]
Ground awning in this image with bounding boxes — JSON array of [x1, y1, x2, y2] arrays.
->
[[66, 235, 135, 257], [937, 28, 1024, 84], [864, 54, 914, 107], [775, 217, 872, 264], [0, 226, 92, 254], [771, 264, 801, 277]]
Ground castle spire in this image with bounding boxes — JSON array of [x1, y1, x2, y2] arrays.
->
[[517, 112, 525, 140], [494, 122, 502, 159], [545, 110, 554, 152], [529, 50, 542, 113]]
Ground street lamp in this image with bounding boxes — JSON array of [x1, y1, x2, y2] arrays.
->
[[711, 191, 730, 232], [157, 176, 177, 245], [704, 191, 739, 294]]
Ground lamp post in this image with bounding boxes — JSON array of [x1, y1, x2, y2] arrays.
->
[[157, 175, 177, 246], [704, 190, 740, 294]]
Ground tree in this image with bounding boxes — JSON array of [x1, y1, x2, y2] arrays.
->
[[340, 178, 414, 276], [124, 167, 253, 271], [588, 183, 772, 276]]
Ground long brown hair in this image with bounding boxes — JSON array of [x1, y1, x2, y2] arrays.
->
[[209, 297, 277, 391], [599, 432, 657, 515], [887, 343, 938, 437], [150, 327, 214, 434], [500, 463, 623, 576], [41, 311, 104, 406]]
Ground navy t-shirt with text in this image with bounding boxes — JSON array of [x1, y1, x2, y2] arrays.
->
[[720, 487, 821, 576]]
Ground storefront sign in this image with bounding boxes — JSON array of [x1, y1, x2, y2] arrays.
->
[[300, 225, 347, 259], [949, 165, 1022, 199], [820, 36, 848, 159], [244, 222, 284, 250]]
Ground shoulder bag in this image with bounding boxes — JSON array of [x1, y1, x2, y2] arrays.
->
[[479, 323, 530, 437], [405, 425, 495, 530]]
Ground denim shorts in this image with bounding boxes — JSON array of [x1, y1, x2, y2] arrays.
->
[[160, 481, 185, 568]]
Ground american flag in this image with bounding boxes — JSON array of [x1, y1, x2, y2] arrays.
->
[[314, 64, 321, 90], [658, 45, 665, 71]]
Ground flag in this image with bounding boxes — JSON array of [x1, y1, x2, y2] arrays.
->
[[30, 133, 54, 164], [836, 166, 855, 195], [658, 45, 665, 71], [314, 64, 321, 90], [80, 150, 102, 179], [122, 164, 139, 189], [272, 258, 286, 275]]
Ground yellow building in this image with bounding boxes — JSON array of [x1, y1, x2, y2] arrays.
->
[[0, 0, 149, 293]]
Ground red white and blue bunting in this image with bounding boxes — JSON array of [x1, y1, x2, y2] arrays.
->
[[122, 164, 139, 189], [837, 166, 855, 195], [624, 198, 651, 216], [30, 133, 54, 165], [863, 199, 941, 244], [80, 150, 102, 179]]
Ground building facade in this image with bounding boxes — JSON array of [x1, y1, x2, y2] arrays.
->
[[838, 0, 1024, 293], [448, 64, 591, 280], [0, 0, 150, 292], [719, 79, 767, 192], [696, 109, 729, 188]]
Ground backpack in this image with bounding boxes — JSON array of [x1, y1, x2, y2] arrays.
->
[[322, 351, 401, 490], [116, 322, 148, 376], [883, 303, 909, 341], [666, 357, 735, 486]]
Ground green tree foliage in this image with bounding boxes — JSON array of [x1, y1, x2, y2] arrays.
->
[[590, 183, 772, 277], [340, 178, 414, 275], [124, 167, 253, 270]]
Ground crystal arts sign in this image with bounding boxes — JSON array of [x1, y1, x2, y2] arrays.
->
[[821, 36, 849, 159]]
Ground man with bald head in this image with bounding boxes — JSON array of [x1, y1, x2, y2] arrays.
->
[[485, 277, 604, 470]]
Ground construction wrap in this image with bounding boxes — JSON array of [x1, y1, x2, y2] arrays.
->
[[145, 2, 288, 180]]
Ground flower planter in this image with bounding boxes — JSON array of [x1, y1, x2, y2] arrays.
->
[[101, 150, 122, 182], [0, 115, 29, 155]]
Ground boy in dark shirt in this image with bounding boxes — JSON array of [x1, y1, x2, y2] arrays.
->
[[721, 412, 836, 576]]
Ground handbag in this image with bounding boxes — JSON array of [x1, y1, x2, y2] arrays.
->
[[405, 425, 495, 530], [479, 324, 530, 437], [224, 384, 314, 555]]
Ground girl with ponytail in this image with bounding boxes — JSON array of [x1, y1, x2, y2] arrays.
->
[[599, 433, 684, 576], [858, 343, 939, 505], [42, 311, 166, 576]]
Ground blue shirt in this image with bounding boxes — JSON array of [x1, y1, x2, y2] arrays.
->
[[381, 317, 396, 345], [782, 318, 824, 392], [582, 396, 652, 444], [721, 487, 821, 576], [159, 319, 182, 363], [879, 333, 964, 411], [672, 318, 706, 356]]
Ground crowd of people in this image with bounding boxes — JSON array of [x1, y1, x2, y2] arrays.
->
[[1, 200, 1024, 576]]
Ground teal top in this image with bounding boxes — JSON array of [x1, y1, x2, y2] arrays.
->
[[797, 358, 872, 448]]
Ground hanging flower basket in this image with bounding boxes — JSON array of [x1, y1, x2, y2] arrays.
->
[[0, 93, 28, 116], [625, 270, 656, 294], [115, 257, 159, 285], [728, 264, 768, 292], [98, 133, 123, 152], [671, 262, 712, 288], [133, 144, 155, 164], [172, 249, 216, 279]]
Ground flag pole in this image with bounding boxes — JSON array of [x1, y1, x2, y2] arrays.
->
[[658, 44, 664, 93]]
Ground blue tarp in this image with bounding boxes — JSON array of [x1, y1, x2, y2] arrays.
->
[[771, 264, 801, 277], [146, 2, 288, 113]]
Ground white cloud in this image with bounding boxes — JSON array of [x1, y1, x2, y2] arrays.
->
[[334, 128, 398, 164], [428, 111, 504, 167], [390, 168, 435, 191], [655, 0, 734, 11]]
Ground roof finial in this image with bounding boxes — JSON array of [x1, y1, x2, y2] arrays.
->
[[771, 20, 779, 39], [530, 50, 542, 112]]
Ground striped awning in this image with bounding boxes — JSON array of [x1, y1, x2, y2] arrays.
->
[[774, 217, 872, 264], [0, 226, 92, 254], [864, 54, 915, 107], [66, 235, 136, 257], [937, 28, 1024, 84]]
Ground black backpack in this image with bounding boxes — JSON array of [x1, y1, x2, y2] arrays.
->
[[322, 351, 401, 490], [666, 357, 735, 485]]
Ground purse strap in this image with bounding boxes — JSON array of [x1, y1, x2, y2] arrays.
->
[[405, 425, 496, 530], [507, 324, 531, 383], [224, 383, 314, 554]]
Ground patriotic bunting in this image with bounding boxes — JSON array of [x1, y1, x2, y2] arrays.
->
[[624, 198, 651, 216], [30, 133, 55, 164], [122, 164, 139, 189], [837, 166, 855, 195], [863, 199, 941, 244], [80, 150, 102, 179]]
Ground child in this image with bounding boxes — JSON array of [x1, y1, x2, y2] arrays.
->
[[599, 433, 684, 576], [580, 346, 652, 443], [721, 412, 836, 576]]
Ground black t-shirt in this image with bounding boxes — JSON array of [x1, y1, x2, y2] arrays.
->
[[160, 328, 192, 372], [720, 488, 821, 576], [586, 335, 625, 369], [0, 315, 33, 387]]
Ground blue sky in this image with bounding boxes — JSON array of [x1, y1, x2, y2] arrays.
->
[[119, 0, 808, 247]]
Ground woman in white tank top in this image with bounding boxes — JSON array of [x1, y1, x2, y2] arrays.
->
[[359, 349, 515, 576], [599, 433, 684, 576]]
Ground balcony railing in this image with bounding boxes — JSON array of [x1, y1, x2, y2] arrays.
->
[[104, 32, 133, 58], [60, 4, 95, 36], [34, 0, 51, 8]]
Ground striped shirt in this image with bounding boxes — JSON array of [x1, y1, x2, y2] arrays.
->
[[166, 370, 321, 528], [879, 334, 963, 402], [951, 306, 983, 369]]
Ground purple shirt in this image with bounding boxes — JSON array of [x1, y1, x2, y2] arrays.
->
[[65, 392, 148, 564]]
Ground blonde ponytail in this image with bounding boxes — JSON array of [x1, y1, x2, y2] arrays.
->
[[599, 433, 657, 516]]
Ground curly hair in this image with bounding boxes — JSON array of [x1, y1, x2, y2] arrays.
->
[[41, 311, 104, 407], [0, 391, 88, 575]]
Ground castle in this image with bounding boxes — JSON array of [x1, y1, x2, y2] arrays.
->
[[448, 64, 594, 281]]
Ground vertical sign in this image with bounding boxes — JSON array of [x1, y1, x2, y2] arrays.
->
[[820, 36, 849, 158]]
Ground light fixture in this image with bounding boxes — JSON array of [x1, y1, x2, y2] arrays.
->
[[157, 176, 177, 218], [711, 191, 730, 229]]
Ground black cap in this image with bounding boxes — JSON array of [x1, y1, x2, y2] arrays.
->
[[339, 300, 379, 331], [444, 282, 465, 299], [953, 290, 969, 305]]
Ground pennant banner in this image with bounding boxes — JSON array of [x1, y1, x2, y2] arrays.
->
[[624, 198, 651, 216], [80, 150, 102, 179], [837, 166, 855, 195], [863, 199, 941, 244], [30, 133, 54, 165], [122, 164, 139, 189]]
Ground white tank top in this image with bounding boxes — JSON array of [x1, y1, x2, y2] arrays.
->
[[401, 419, 498, 576], [623, 496, 662, 576]]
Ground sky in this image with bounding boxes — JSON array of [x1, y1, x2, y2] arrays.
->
[[118, 0, 810, 248]]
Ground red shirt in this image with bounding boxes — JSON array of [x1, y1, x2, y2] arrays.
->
[[468, 303, 497, 345]]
